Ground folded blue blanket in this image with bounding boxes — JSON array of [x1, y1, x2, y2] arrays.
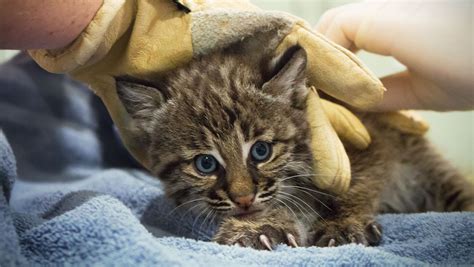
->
[[1, 54, 473, 266]]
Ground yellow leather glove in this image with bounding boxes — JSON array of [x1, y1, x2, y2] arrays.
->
[[29, 0, 427, 194]]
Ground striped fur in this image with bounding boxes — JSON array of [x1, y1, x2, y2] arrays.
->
[[116, 45, 474, 249]]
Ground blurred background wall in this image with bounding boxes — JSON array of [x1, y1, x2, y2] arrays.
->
[[0, 0, 472, 179], [0, 50, 17, 63]]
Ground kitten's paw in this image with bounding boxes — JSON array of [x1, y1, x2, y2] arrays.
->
[[213, 219, 302, 250], [311, 218, 382, 247]]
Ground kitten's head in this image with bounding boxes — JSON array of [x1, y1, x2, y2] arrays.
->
[[117, 46, 313, 218]]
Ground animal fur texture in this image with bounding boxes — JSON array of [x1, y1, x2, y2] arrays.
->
[[115, 43, 474, 249]]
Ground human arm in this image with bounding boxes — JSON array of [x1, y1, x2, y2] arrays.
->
[[0, 0, 102, 49]]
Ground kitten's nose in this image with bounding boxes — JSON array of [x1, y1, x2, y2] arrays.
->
[[233, 194, 255, 209]]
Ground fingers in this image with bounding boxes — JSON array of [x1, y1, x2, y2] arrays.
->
[[376, 71, 426, 111], [306, 88, 351, 194], [315, 3, 366, 52], [321, 100, 371, 150], [376, 71, 473, 111], [377, 111, 429, 136], [315, 1, 403, 56], [316, 1, 473, 112]]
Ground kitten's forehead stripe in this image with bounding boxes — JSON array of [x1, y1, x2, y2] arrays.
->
[[210, 149, 226, 168], [242, 141, 252, 165]]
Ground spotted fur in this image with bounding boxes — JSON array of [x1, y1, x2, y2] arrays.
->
[[116, 44, 474, 249]]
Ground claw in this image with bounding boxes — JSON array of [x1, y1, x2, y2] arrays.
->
[[259, 234, 273, 251], [235, 242, 242, 247], [372, 224, 382, 237], [350, 236, 357, 243], [287, 233, 299, 248], [328, 238, 336, 247]]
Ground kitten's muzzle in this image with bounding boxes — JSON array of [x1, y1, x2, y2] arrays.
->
[[232, 194, 255, 210]]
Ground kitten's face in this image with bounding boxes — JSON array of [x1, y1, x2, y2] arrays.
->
[[117, 46, 313, 218]]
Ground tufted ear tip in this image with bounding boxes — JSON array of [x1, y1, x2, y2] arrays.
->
[[115, 76, 167, 120], [262, 45, 309, 108], [266, 45, 307, 80]]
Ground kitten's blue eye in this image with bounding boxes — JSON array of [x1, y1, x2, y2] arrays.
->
[[250, 141, 272, 162], [195, 154, 218, 174]]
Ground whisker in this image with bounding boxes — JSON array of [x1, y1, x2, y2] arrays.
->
[[179, 202, 204, 224], [279, 173, 315, 182], [281, 185, 335, 198], [198, 209, 218, 241], [282, 162, 312, 175], [287, 186, 332, 211], [278, 194, 313, 224], [279, 191, 326, 223], [198, 208, 214, 236], [168, 197, 206, 216], [205, 211, 218, 240], [212, 207, 232, 211], [279, 172, 342, 183], [208, 211, 218, 229], [273, 197, 299, 221], [191, 206, 209, 236], [291, 153, 314, 156]]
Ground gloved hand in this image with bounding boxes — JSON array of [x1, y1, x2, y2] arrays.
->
[[29, 0, 427, 194], [316, 0, 473, 111]]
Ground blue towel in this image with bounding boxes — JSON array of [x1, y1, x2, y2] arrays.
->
[[1, 53, 473, 266]]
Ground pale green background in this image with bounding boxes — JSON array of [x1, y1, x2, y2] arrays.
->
[[0, 0, 472, 179]]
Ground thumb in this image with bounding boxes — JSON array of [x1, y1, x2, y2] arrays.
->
[[375, 70, 467, 112]]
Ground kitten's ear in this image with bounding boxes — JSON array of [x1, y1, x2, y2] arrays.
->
[[262, 46, 308, 108], [115, 77, 166, 120]]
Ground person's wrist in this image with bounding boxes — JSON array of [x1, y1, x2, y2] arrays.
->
[[0, 0, 103, 49]]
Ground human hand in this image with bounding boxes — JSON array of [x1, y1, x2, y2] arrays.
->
[[316, 0, 473, 111], [0, 0, 102, 49]]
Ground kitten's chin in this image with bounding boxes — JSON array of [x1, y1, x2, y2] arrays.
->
[[232, 209, 263, 219]]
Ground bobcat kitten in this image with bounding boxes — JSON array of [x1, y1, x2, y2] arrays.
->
[[116, 45, 474, 249]]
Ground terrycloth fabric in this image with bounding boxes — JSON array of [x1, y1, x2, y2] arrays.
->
[[0, 130, 15, 201], [8, 170, 474, 266], [1, 54, 473, 266], [0, 53, 139, 184]]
